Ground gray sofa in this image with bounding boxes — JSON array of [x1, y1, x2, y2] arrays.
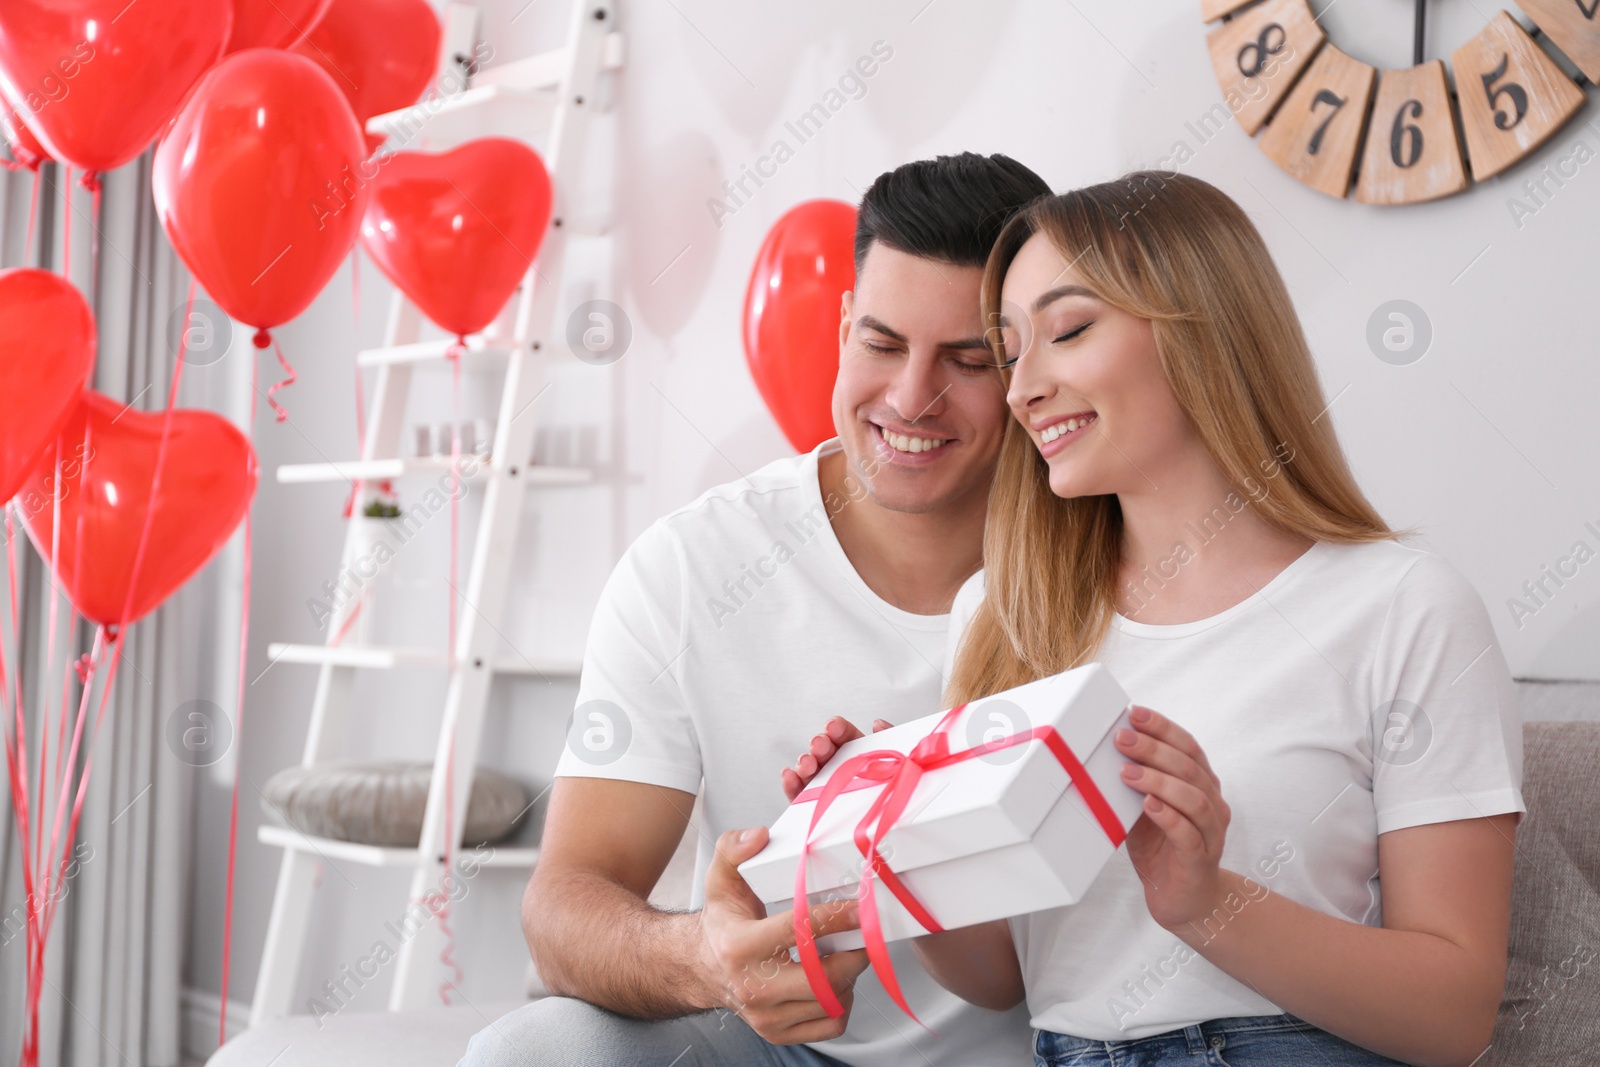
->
[[211, 685, 1600, 1066]]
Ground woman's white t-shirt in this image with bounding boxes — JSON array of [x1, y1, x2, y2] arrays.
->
[[946, 538, 1526, 1041]]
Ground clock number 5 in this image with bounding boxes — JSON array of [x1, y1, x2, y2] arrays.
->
[[1236, 23, 1287, 78], [1481, 52, 1528, 131], [1307, 88, 1345, 156], [1390, 98, 1424, 169]]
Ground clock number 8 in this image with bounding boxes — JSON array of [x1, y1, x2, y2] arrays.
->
[[1236, 23, 1287, 79], [1390, 99, 1424, 169], [1480, 52, 1528, 131]]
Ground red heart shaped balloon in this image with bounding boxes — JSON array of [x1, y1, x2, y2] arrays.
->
[[0, 0, 231, 174], [0, 269, 94, 505], [153, 49, 368, 333], [743, 200, 857, 452], [359, 137, 553, 339], [18, 392, 258, 628], [292, 0, 440, 153], [226, 0, 333, 53]]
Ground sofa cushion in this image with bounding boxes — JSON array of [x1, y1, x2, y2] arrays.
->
[[1485, 721, 1600, 1065]]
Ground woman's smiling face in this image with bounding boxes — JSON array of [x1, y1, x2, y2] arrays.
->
[[999, 230, 1198, 500]]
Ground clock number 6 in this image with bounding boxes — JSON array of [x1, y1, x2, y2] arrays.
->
[[1236, 23, 1287, 78], [1307, 88, 1345, 156], [1390, 98, 1424, 169], [1481, 52, 1528, 131]]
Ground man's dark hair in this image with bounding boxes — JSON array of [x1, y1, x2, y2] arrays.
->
[[853, 152, 1051, 273]]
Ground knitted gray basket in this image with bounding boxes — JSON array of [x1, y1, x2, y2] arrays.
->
[[260, 761, 529, 847]]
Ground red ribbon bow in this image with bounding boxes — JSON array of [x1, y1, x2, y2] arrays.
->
[[789, 702, 1130, 1029]]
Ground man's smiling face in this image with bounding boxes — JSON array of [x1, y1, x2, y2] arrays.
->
[[831, 242, 1010, 515]]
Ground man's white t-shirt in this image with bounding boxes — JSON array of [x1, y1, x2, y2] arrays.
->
[[553, 438, 1034, 1066], [947, 538, 1526, 1041]]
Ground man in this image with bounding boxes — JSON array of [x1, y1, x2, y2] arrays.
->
[[461, 152, 1050, 1066]]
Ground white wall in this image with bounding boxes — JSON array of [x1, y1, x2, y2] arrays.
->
[[188, 0, 1600, 1025]]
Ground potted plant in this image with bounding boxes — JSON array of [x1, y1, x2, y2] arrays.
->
[[345, 482, 401, 645]]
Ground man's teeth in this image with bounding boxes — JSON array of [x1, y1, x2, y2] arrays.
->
[[1040, 415, 1096, 443], [879, 426, 947, 454]]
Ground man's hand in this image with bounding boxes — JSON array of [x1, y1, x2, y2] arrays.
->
[[697, 825, 871, 1044], [780, 716, 894, 802]]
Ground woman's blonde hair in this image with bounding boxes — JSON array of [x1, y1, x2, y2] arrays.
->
[[946, 170, 1412, 705]]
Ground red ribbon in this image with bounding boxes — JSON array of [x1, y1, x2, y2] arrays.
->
[[789, 702, 1129, 1028]]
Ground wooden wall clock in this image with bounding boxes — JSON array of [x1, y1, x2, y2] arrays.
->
[[1203, 0, 1593, 203]]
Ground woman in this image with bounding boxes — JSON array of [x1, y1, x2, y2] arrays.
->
[[783, 171, 1524, 1066]]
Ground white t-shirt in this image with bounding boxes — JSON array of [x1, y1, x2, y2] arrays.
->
[[947, 538, 1527, 1041], [554, 438, 1034, 1067]]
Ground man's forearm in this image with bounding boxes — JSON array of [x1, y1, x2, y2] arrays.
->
[[524, 869, 720, 1019]]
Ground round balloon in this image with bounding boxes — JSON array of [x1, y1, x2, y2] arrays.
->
[[742, 200, 857, 452], [0, 0, 231, 174], [225, 0, 333, 52], [0, 269, 94, 505], [19, 391, 258, 628], [360, 138, 553, 340], [153, 49, 369, 334], [292, 0, 440, 153]]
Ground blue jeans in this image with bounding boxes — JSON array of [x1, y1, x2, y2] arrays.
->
[[1034, 1012, 1413, 1066], [458, 996, 854, 1067]]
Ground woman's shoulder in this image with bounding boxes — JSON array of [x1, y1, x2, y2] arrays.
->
[[1316, 537, 1483, 603], [1313, 538, 1497, 649]]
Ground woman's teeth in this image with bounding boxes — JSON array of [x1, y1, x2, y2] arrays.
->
[[1041, 414, 1096, 443], [879, 425, 947, 453]]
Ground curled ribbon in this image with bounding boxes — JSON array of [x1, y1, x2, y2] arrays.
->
[[790, 703, 1130, 1028]]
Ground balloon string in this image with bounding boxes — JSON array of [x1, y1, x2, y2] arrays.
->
[[447, 341, 462, 667], [1, 504, 39, 1059], [223, 316, 265, 1045], [25, 168, 39, 263], [341, 249, 367, 522], [437, 732, 463, 1003], [36, 626, 104, 939], [35, 441, 69, 921], [85, 172, 101, 309], [61, 165, 69, 281], [33, 415, 94, 950], [40, 626, 118, 945], [428, 340, 467, 1004], [265, 335, 296, 423], [220, 508, 251, 1047]]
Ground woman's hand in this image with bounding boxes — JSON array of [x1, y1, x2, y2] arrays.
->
[[780, 715, 893, 801], [1116, 704, 1234, 932]]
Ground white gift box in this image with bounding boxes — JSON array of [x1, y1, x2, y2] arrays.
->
[[739, 663, 1146, 953]]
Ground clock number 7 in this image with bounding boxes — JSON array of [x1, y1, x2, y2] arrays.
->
[[1481, 53, 1528, 131], [1307, 88, 1346, 156]]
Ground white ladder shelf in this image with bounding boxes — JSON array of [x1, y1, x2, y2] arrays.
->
[[250, 0, 622, 1022]]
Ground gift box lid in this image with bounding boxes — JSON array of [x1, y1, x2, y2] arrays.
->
[[739, 662, 1133, 903]]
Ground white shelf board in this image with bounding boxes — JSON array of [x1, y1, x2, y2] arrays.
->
[[364, 33, 623, 150], [357, 339, 516, 367], [274, 458, 591, 486], [258, 825, 539, 869], [266, 642, 583, 677]]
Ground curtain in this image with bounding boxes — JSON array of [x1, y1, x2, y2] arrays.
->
[[0, 151, 248, 1066]]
